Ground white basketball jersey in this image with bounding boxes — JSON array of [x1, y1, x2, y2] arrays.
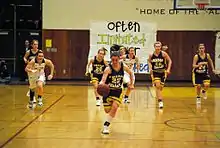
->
[[123, 54, 136, 70], [33, 58, 46, 75]]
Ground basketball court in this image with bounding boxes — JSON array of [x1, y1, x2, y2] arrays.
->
[[0, 84, 219, 148], [0, 0, 220, 148]]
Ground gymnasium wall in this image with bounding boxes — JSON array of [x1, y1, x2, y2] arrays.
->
[[42, 0, 220, 81]]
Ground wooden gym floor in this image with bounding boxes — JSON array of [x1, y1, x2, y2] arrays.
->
[[0, 85, 220, 148]]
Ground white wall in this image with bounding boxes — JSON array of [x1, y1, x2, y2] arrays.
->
[[43, 0, 220, 30]]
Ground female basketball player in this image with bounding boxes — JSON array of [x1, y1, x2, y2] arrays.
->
[[25, 50, 54, 108], [192, 43, 215, 103], [99, 51, 134, 134], [85, 48, 109, 106], [121, 47, 140, 103], [23, 40, 40, 103], [148, 41, 172, 109], [119, 46, 126, 59], [151, 44, 168, 87]]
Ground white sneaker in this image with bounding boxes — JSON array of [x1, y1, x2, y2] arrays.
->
[[102, 126, 110, 134], [28, 101, 34, 109], [38, 98, 43, 106], [124, 98, 130, 103], [96, 99, 101, 106], [159, 101, 163, 109], [33, 97, 37, 103]]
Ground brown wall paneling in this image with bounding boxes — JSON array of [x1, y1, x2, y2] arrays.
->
[[157, 31, 216, 81], [42, 30, 217, 81], [69, 30, 90, 79], [42, 30, 71, 79], [42, 30, 89, 79]]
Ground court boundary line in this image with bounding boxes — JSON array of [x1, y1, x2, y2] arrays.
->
[[182, 100, 220, 140], [164, 117, 220, 133], [0, 94, 65, 148], [13, 136, 220, 142]]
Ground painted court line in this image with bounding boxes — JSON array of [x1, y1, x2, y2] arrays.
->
[[0, 94, 65, 148]]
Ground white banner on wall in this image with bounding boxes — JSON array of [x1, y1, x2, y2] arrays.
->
[[89, 20, 157, 74], [215, 32, 220, 70]]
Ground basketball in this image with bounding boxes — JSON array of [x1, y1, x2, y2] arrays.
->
[[97, 84, 110, 97]]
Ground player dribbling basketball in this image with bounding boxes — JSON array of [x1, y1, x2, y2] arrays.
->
[[121, 47, 140, 103], [25, 50, 54, 108], [99, 51, 134, 134]]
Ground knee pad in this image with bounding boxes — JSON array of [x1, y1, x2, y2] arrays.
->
[[123, 83, 128, 88]]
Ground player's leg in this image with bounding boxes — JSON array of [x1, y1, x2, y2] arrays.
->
[[28, 75, 37, 108], [27, 73, 36, 103], [193, 73, 202, 103], [91, 74, 101, 106], [102, 90, 122, 134], [153, 72, 163, 109], [124, 72, 135, 103], [93, 80, 101, 106], [103, 100, 120, 134], [36, 75, 45, 106], [160, 72, 167, 91], [122, 73, 128, 102], [202, 75, 210, 99], [151, 74, 155, 87], [123, 71, 131, 103], [102, 94, 112, 134], [157, 72, 167, 108]]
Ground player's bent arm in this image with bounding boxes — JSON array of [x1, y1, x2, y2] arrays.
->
[[148, 54, 153, 72], [162, 51, 172, 72], [86, 59, 94, 73], [207, 53, 215, 71], [192, 55, 200, 68], [45, 59, 55, 76], [25, 59, 34, 72], [135, 57, 140, 72], [124, 64, 134, 85], [23, 50, 30, 64], [100, 67, 111, 84], [104, 60, 109, 67]]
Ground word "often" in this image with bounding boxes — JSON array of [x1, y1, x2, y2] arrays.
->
[[107, 21, 141, 32]]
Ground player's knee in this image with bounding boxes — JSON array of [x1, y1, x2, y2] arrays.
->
[[112, 101, 119, 110], [155, 82, 161, 88], [196, 85, 201, 89], [123, 83, 128, 88], [110, 102, 119, 118], [160, 85, 164, 90], [37, 81, 43, 88], [127, 84, 132, 91]]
